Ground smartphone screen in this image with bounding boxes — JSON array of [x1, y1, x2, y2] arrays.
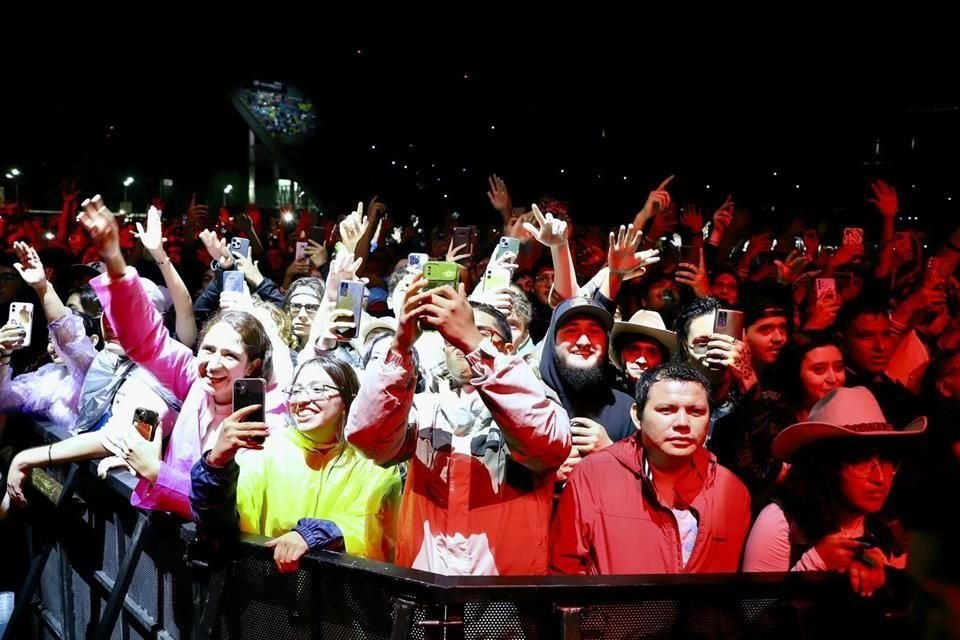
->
[[452, 226, 475, 258], [223, 271, 245, 293]]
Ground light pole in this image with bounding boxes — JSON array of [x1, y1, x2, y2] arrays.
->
[[4, 168, 21, 204], [223, 184, 233, 206], [123, 176, 134, 202]]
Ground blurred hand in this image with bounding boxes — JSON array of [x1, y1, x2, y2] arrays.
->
[[420, 283, 483, 353], [814, 532, 861, 572], [570, 417, 613, 455], [676, 249, 711, 296], [523, 204, 569, 248], [679, 204, 704, 235], [804, 291, 842, 330], [76, 195, 122, 261], [117, 427, 163, 484], [339, 202, 369, 253], [11, 241, 47, 289], [868, 179, 898, 218], [638, 175, 674, 221], [486, 174, 513, 218], [134, 206, 167, 255]]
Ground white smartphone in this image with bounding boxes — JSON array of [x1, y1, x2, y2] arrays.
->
[[9, 302, 34, 348], [407, 252, 429, 273], [295, 241, 309, 262]]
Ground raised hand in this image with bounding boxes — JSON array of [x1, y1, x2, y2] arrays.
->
[[646, 202, 678, 240], [198, 229, 234, 269], [339, 202, 369, 253], [774, 249, 812, 285], [117, 427, 163, 484], [420, 283, 484, 354], [638, 175, 674, 221], [445, 239, 472, 263], [679, 204, 704, 235], [711, 195, 735, 239], [393, 274, 431, 353], [486, 174, 513, 218], [522, 204, 569, 248], [676, 248, 711, 296], [76, 194, 123, 264], [705, 333, 757, 393], [868, 179, 898, 218], [324, 251, 364, 303], [11, 241, 47, 288], [607, 224, 644, 274], [134, 206, 167, 255]]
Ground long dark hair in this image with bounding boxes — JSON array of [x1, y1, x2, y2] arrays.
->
[[198, 310, 274, 384], [289, 354, 360, 467], [773, 438, 898, 542], [775, 331, 844, 408]]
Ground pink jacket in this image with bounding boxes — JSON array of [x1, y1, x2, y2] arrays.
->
[[92, 268, 284, 519]]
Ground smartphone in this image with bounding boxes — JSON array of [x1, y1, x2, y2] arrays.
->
[[229, 236, 250, 258], [423, 261, 460, 291], [335, 280, 365, 339], [310, 226, 326, 245], [222, 270, 245, 294], [8, 302, 33, 348], [493, 236, 521, 262], [132, 407, 160, 441], [407, 252, 429, 273], [483, 266, 512, 292], [794, 236, 807, 254], [295, 241, 309, 262], [926, 257, 947, 288], [713, 309, 744, 339], [842, 227, 864, 246], [815, 277, 838, 300], [452, 226, 476, 258], [233, 378, 266, 444]]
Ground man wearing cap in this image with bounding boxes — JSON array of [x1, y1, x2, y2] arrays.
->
[[744, 386, 925, 597], [740, 283, 791, 381], [609, 309, 678, 393], [539, 297, 637, 480], [550, 362, 752, 574]]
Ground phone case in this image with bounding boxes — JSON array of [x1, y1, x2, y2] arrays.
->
[[815, 278, 837, 300], [713, 309, 744, 338], [484, 267, 512, 292], [9, 302, 33, 348], [229, 236, 250, 258], [423, 261, 460, 290], [335, 280, 365, 339], [295, 242, 309, 262], [223, 271, 245, 294], [233, 378, 266, 442], [842, 227, 864, 246], [494, 237, 520, 261], [133, 407, 160, 441], [452, 227, 475, 256], [407, 253, 429, 272], [310, 226, 326, 244]]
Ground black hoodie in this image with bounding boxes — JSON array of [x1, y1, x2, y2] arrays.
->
[[538, 297, 637, 444]]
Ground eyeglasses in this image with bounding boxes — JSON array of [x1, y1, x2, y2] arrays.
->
[[478, 326, 509, 345], [284, 384, 340, 401], [288, 302, 321, 316], [844, 457, 900, 479]]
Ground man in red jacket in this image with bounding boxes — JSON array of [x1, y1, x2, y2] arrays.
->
[[550, 362, 752, 574]]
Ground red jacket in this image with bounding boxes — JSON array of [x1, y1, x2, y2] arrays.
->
[[550, 435, 752, 575]]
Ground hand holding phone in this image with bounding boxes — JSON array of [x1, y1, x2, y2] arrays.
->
[[713, 309, 744, 339], [335, 280, 365, 339]]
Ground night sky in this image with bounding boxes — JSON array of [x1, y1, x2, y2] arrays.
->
[[3, 10, 959, 234]]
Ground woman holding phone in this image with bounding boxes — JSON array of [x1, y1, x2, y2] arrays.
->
[[191, 354, 402, 571], [75, 195, 285, 519]]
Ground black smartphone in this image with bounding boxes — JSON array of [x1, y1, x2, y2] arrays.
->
[[233, 378, 267, 443], [452, 226, 475, 258], [133, 407, 160, 441], [310, 226, 326, 245]]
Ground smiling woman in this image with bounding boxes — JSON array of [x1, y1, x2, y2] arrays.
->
[[191, 354, 402, 571], [77, 195, 286, 520]]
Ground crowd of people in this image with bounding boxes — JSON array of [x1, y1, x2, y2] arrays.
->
[[0, 172, 958, 613]]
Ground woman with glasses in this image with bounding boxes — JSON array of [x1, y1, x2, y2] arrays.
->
[[743, 386, 926, 598], [191, 354, 401, 572]]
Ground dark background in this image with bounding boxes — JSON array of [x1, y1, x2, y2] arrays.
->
[[2, 8, 958, 233]]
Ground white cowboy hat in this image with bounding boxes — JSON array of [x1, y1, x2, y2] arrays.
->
[[609, 309, 678, 369], [772, 386, 926, 461]]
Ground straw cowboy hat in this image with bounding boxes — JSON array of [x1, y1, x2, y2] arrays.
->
[[609, 309, 678, 369], [772, 386, 926, 461]]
